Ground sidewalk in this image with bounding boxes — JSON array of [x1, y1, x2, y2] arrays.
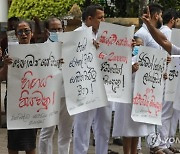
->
[[0, 127, 151, 154]]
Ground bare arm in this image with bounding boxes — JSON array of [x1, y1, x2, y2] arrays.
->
[[0, 55, 13, 81], [142, 7, 172, 54]]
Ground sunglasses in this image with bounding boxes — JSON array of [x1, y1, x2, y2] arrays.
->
[[17, 29, 31, 35]]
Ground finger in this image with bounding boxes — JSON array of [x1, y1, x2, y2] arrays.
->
[[147, 6, 151, 18]]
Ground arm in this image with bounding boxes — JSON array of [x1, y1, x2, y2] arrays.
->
[[142, 7, 172, 54], [0, 55, 13, 81]]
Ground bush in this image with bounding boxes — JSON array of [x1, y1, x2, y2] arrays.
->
[[8, 0, 85, 20]]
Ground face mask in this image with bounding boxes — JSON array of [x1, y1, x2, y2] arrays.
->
[[49, 32, 60, 42], [132, 46, 140, 56]]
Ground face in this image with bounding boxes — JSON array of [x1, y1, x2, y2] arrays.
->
[[16, 22, 33, 44], [135, 38, 144, 46], [156, 12, 163, 29], [173, 18, 180, 28], [87, 9, 105, 34], [48, 20, 63, 32]]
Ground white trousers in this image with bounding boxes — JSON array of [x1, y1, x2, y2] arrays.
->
[[39, 98, 74, 154], [158, 101, 180, 148], [73, 105, 112, 154]]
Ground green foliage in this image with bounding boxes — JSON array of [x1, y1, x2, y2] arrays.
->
[[158, 0, 180, 11], [8, 0, 85, 20]]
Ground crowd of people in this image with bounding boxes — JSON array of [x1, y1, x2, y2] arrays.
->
[[0, 3, 180, 154]]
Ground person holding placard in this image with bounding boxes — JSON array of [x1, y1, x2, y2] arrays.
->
[[0, 20, 37, 154], [38, 17, 74, 154], [157, 8, 180, 153], [73, 4, 112, 154]]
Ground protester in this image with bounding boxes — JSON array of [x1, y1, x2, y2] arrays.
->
[[141, 6, 180, 55], [73, 4, 113, 154], [0, 20, 37, 154], [157, 8, 180, 154], [39, 17, 73, 154]]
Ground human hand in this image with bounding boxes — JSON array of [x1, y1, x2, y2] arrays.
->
[[141, 6, 151, 26], [3, 55, 13, 66], [166, 56, 171, 65], [132, 62, 139, 73], [163, 72, 168, 80], [93, 39, 100, 49]]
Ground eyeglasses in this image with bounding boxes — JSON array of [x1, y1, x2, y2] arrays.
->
[[49, 28, 63, 32], [16, 29, 31, 35]]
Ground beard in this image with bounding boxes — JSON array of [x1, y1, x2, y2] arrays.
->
[[172, 23, 176, 28], [156, 19, 162, 29]]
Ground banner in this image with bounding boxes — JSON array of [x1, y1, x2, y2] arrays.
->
[[61, 28, 108, 115], [97, 22, 134, 103], [7, 42, 63, 129], [131, 46, 167, 125], [165, 55, 180, 101], [171, 28, 180, 109]]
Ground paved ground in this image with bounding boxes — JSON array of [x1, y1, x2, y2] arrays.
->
[[0, 127, 151, 154]]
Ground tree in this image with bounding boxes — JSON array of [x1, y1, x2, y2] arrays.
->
[[8, 0, 85, 20]]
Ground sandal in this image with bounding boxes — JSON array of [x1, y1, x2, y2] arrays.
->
[[108, 149, 119, 154], [169, 146, 180, 153], [150, 147, 166, 154], [162, 148, 174, 154], [137, 149, 143, 154]]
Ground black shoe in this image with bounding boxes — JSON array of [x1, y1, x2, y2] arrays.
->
[[113, 138, 123, 146], [108, 149, 119, 154], [92, 139, 95, 146]]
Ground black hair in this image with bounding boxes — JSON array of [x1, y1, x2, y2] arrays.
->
[[44, 17, 62, 30], [82, 4, 104, 22], [14, 20, 32, 33], [143, 3, 163, 17], [134, 36, 142, 40], [163, 8, 178, 25], [8, 16, 19, 22]]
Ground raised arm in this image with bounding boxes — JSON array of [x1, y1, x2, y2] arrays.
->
[[142, 7, 172, 54]]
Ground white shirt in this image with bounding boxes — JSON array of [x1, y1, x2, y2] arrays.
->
[[160, 25, 172, 41], [171, 44, 180, 55], [135, 23, 161, 49], [75, 22, 97, 40]]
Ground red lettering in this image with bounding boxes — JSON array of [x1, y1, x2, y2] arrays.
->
[[19, 90, 55, 112], [21, 71, 53, 90], [99, 30, 132, 47]]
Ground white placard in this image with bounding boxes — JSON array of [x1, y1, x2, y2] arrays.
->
[[7, 42, 63, 129], [97, 22, 134, 103], [131, 46, 167, 125], [165, 55, 180, 101], [62, 28, 108, 115]]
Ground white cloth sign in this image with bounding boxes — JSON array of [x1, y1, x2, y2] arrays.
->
[[171, 28, 180, 110], [165, 55, 180, 101], [7, 42, 63, 129], [97, 22, 134, 103], [61, 28, 108, 115], [131, 46, 167, 125]]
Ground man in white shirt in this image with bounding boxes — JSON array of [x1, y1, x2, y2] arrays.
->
[[135, 3, 163, 50], [135, 3, 175, 154], [73, 5, 112, 154], [141, 6, 180, 55], [158, 9, 180, 153], [39, 17, 74, 154]]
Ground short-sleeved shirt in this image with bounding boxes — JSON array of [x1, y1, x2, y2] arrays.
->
[[160, 25, 171, 41], [171, 44, 180, 55], [135, 23, 161, 50]]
